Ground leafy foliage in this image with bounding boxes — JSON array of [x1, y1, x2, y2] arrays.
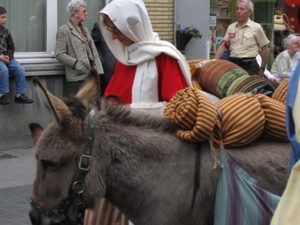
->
[[177, 24, 202, 39]]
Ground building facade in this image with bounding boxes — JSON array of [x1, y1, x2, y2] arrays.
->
[[0, 0, 209, 150]]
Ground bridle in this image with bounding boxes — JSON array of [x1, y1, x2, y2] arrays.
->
[[30, 114, 96, 225]]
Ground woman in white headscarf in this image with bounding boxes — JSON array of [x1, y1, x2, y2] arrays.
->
[[84, 1, 192, 225], [99, 0, 192, 116]]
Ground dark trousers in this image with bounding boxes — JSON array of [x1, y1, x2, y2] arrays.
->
[[65, 80, 83, 96], [228, 57, 259, 75]]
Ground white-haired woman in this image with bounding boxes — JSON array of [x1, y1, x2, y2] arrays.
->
[[55, 0, 103, 95], [270, 34, 300, 82]]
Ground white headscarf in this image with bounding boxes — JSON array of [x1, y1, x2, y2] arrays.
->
[[98, 0, 192, 103]]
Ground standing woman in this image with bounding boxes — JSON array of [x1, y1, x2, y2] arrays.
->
[[84, 0, 192, 225], [55, 0, 103, 96]]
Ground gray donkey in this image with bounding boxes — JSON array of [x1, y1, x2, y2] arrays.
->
[[28, 68, 290, 225]]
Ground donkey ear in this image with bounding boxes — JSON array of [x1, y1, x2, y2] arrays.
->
[[28, 122, 44, 145], [33, 76, 72, 124], [75, 68, 100, 109]]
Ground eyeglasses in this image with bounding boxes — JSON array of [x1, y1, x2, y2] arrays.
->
[[106, 26, 121, 35]]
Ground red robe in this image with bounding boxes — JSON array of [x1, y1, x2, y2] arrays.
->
[[104, 53, 189, 104]]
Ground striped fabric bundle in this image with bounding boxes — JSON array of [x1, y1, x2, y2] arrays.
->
[[84, 199, 128, 225], [196, 60, 242, 97], [164, 87, 218, 142], [233, 75, 276, 96], [188, 59, 217, 77], [190, 63, 202, 77], [191, 77, 202, 90], [255, 94, 288, 142], [272, 78, 289, 104], [187, 58, 211, 69], [214, 93, 265, 148], [216, 68, 249, 98], [226, 74, 251, 96]]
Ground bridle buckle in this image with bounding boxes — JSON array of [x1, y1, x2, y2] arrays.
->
[[78, 155, 91, 171], [51, 210, 66, 223]]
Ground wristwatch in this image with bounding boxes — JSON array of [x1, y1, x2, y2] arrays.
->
[[259, 67, 265, 71]]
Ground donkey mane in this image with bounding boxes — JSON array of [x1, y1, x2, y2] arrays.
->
[[100, 99, 180, 134]]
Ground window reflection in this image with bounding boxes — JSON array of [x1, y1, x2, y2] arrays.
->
[[0, 0, 46, 52]]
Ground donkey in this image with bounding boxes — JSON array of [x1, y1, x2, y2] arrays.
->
[[28, 68, 290, 225]]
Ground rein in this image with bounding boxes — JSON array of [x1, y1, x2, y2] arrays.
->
[[30, 114, 96, 225]]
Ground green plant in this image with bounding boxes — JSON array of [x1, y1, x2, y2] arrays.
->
[[177, 24, 202, 39]]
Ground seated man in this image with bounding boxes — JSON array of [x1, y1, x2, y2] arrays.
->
[[0, 6, 33, 105], [270, 34, 300, 83]]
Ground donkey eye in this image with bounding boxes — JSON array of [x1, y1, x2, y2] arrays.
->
[[41, 159, 59, 171]]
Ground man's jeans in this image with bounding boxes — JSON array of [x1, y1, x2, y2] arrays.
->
[[0, 59, 26, 94]]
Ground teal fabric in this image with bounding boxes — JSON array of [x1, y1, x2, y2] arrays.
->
[[214, 150, 280, 225]]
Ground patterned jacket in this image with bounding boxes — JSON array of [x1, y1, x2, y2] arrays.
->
[[55, 21, 103, 82]]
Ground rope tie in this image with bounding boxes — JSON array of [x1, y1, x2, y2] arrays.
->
[[209, 133, 223, 169]]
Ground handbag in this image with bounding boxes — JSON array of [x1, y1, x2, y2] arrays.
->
[[271, 160, 300, 225]]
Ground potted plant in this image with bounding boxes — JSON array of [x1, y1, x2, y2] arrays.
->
[[176, 24, 202, 53]]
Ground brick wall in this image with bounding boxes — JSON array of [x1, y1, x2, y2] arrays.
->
[[144, 0, 174, 43]]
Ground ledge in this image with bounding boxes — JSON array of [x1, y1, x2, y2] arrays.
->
[[20, 61, 65, 77]]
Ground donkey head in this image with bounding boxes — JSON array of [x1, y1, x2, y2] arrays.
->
[[28, 68, 101, 225]]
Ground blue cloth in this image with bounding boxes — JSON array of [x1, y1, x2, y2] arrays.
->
[[286, 61, 300, 171], [0, 59, 26, 94], [214, 150, 280, 225]]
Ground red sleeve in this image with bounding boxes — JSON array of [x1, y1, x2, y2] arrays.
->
[[155, 53, 189, 101], [104, 61, 136, 104]]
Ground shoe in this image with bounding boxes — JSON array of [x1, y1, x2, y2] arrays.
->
[[0, 95, 10, 105], [14, 94, 34, 104]]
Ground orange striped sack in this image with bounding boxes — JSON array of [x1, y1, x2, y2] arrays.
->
[[272, 78, 289, 104], [255, 94, 288, 142], [187, 58, 207, 69], [164, 87, 218, 142], [191, 77, 202, 90], [213, 93, 265, 148], [84, 198, 128, 225]]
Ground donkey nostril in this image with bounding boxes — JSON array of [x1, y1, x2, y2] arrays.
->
[[29, 211, 39, 225]]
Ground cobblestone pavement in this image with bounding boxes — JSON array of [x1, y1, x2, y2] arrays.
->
[[0, 185, 32, 224], [0, 147, 35, 224]]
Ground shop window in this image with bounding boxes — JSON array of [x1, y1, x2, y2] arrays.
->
[[273, 0, 299, 58], [0, 0, 104, 63], [209, 0, 231, 58], [0, 0, 47, 52]]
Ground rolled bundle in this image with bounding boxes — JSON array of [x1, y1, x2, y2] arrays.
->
[[195, 60, 241, 96], [164, 87, 218, 142], [187, 58, 208, 68], [226, 74, 251, 96], [255, 94, 288, 142], [233, 75, 276, 96], [213, 93, 265, 148], [216, 67, 248, 98], [272, 78, 289, 104]]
